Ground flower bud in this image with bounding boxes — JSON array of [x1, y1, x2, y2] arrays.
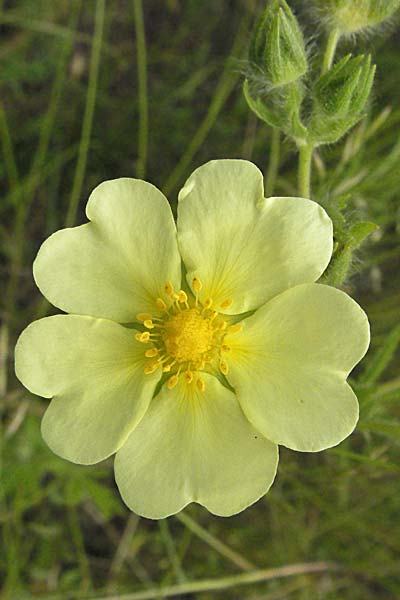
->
[[309, 54, 375, 145], [312, 0, 400, 35], [249, 0, 308, 88]]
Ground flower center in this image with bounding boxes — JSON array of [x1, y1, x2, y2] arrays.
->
[[135, 279, 242, 391], [163, 309, 213, 365]]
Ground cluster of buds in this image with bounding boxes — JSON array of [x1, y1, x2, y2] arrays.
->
[[244, 0, 377, 147], [312, 0, 400, 36]]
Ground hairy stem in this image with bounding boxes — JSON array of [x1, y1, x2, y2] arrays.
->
[[265, 128, 280, 197], [298, 143, 313, 198]]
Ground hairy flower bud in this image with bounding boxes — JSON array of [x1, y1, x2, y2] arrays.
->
[[309, 54, 375, 145], [249, 0, 308, 88], [313, 0, 400, 34]]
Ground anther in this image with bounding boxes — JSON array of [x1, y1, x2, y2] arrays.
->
[[203, 298, 213, 309], [219, 359, 229, 376], [137, 312, 152, 322], [164, 282, 174, 296], [227, 323, 243, 335], [177, 290, 188, 303], [135, 331, 150, 343], [156, 298, 167, 311], [185, 371, 194, 384], [145, 347, 159, 358], [167, 374, 179, 390], [163, 359, 176, 373], [196, 378, 206, 392], [220, 298, 233, 310], [144, 361, 160, 375], [192, 277, 202, 292], [143, 319, 155, 329], [221, 344, 231, 353]]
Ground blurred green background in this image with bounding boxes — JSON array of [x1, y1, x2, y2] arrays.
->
[[1, 1, 400, 598]]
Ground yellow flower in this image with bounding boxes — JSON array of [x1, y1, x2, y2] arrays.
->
[[15, 160, 370, 519]]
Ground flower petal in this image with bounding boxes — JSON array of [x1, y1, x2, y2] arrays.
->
[[34, 179, 182, 321], [15, 315, 161, 464], [224, 283, 370, 452], [114, 373, 278, 519], [177, 160, 333, 314]]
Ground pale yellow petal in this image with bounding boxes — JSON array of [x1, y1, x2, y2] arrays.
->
[[177, 160, 332, 314], [15, 315, 160, 464], [115, 373, 278, 518], [34, 178, 181, 321], [225, 283, 370, 452]]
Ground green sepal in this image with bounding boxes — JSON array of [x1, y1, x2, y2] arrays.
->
[[243, 79, 308, 143], [243, 79, 285, 129]]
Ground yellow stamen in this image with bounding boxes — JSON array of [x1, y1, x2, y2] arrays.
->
[[143, 319, 155, 329], [203, 298, 213, 309], [192, 277, 202, 292], [144, 361, 160, 374], [167, 374, 179, 390], [220, 298, 233, 310], [177, 290, 188, 304], [165, 282, 174, 296], [227, 323, 243, 335], [156, 298, 167, 311], [135, 331, 150, 343], [163, 359, 177, 373], [219, 359, 229, 376], [145, 347, 159, 358], [185, 370, 194, 384], [221, 344, 231, 353], [196, 378, 205, 392]]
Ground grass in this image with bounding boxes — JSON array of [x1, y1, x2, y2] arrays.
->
[[1, 1, 400, 599]]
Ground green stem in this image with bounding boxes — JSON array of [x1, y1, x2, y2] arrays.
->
[[0, 102, 19, 190], [298, 143, 313, 198], [88, 561, 337, 600], [65, 0, 105, 227], [132, 0, 148, 179], [265, 129, 280, 197], [67, 506, 92, 593], [322, 29, 340, 74], [176, 512, 254, 572], [159, 520, 186, 584]]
